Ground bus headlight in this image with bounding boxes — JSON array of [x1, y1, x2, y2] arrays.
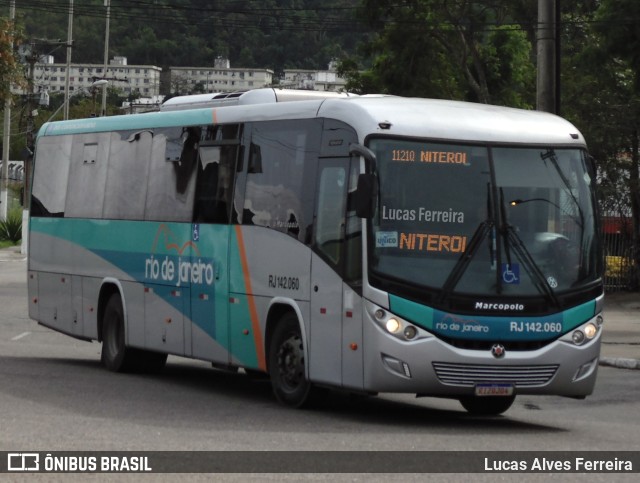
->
[[366, 301, 428, 342], [584, 322, 598, 339], [385, 318, 401, 334], [561, 314, 602, 346]]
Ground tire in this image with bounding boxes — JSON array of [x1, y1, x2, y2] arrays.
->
[[268, 313, 315, 408], [459, 395, 516, 416], [101, 293, 134, 372], [101, 292, 167, 373]]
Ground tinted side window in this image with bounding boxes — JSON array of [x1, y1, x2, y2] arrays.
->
[[194, 124, 241, 224], [31, 134, 72, 217], [145, 126, 200, 222], [242, 119, 321, 243], [65, 133, 110, 218], [33, 126, 202, 221], [102, 130, 153, 220], [315, 163, 348, 265]]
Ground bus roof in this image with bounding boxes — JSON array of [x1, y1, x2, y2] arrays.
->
[[38, 90, 585, 147], [317, 96, 586, 147]]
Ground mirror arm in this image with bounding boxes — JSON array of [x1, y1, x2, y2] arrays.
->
[[349, 143, 377, 174]]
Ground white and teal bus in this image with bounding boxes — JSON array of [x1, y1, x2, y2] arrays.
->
[[28, 88, 603, 415]]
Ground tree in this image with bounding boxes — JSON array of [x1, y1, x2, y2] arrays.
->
[[170, 73, 190, 96], [545, 0, 640, 289], [340, 0, 535, 107], [19, 0, 362, 74], [481, 25, 535, 108], [0, 17, 26, 104], [588, 0, 640, 288]]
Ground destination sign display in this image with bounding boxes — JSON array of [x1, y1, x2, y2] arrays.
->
[[391, 149, 470, 165]]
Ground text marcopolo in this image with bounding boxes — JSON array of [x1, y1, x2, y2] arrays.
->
[[475, 302, 525, 311]]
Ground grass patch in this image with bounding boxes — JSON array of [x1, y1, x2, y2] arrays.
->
[[0, 240, 19, 249], [0, 207, 22, 244]]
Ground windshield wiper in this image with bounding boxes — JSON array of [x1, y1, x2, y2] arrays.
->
[[439, 219, 494, 304], [439, 183, 495, 304], [499, 188, 560, 308], [504, 226, 560, 308]]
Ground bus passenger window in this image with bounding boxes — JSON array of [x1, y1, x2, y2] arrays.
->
[[241, 119, 321, 243], [145, 127, 198, 222], [194, 145, 237, 224]]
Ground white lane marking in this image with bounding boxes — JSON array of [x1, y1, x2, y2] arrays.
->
[[11, 332, 31, 341]]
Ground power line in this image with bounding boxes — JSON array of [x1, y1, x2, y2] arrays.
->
[[1, 1, 362, 33], [0, 0, 360, 25], [2, 0, 636, 41]]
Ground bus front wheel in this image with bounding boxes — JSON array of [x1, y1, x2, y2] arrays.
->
[[459, 395, 516, 416], [268, 313, 315, 408]]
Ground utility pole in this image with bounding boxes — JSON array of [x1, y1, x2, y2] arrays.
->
[[64, 0, 74, 120], [1, 0, 16, 220], [536, 0, 556, 113], [101, 0, 111, 116], [555, 0, 562, 115], [25, 43, 38, 195]]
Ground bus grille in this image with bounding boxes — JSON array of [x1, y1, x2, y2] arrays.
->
[[440, 337, 554, 351], [432, 362, 559, 387]]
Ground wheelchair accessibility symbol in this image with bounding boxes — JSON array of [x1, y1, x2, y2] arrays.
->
[[502, 263, 520, 284]]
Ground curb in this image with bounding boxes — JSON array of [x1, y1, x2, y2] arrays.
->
[[0, 253, 26, 262], [0, 247, 26, 262], [599, 357, 640, 370]]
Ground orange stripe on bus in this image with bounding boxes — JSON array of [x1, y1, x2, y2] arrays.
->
[[212, 109, 218, 125], [234, 225, 266, 371]]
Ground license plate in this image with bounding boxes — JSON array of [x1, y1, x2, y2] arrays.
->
[[475, 384, 514, 397]]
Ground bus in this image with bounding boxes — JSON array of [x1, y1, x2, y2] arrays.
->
[[28, 88, 603, 415]]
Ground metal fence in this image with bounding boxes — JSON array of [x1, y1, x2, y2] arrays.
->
[[0, 161, 24, 181], [602, 216, 636, 292]]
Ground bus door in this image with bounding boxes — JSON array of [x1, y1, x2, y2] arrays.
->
[[310, 158, 351, 386], [189, 124, 243, 364]]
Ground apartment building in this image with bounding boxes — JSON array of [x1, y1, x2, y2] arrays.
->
[[18, 55, 344, 110], [29, 56, 162, 98], [169, 58, 273, 94], [280, 61, 346, 91]]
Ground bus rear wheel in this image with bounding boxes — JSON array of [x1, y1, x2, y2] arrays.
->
[[268, 313, 315, 408], [459, 395, 516, 416]]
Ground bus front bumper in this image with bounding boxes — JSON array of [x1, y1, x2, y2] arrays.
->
[[361, 314, 602, 399]]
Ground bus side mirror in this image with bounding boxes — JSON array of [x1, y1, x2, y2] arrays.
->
[[588, 154, 597, 180], [353, 173, 377, 218]]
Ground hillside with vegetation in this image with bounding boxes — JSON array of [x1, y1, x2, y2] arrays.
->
[[16, 0, 363, 74]]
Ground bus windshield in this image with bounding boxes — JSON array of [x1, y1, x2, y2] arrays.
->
[[368, 138, 600, 301]]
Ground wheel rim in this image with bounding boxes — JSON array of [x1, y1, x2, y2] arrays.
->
[[276, 333, 305, 392]]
